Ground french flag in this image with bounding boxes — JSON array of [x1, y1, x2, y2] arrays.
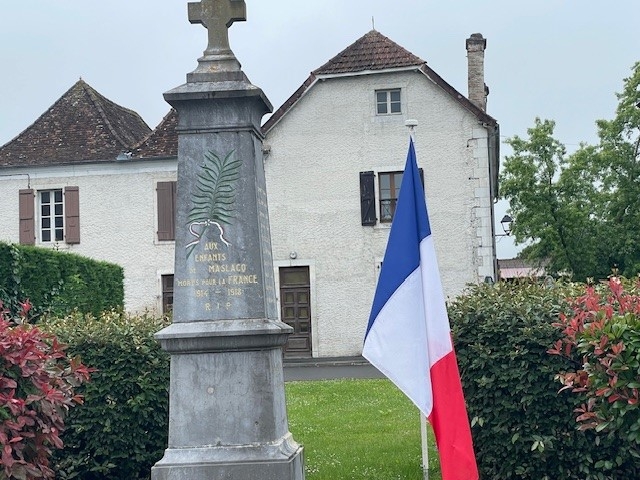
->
[[363, 139, 478, 480]]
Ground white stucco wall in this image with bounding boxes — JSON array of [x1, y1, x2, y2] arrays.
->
[[0, 159, 177, 314], [264, 69, 495, 357]]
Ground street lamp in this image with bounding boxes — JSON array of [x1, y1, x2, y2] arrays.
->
[[499, 214, 513, 236]]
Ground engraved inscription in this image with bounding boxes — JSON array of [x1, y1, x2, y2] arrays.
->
[[175, 241, 262, 311]]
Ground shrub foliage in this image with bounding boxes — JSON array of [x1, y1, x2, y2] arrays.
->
[[0, 302, 91, 480], [550, 277, 640, 463], [0, 243, 124, 319], [41, 311, 170, 480], [449, 280, 640, 479]]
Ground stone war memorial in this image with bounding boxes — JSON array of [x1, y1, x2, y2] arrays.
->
[[151, 0, 305, 478]]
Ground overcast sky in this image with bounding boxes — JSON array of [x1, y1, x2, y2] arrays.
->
[[1, 1, 638, 258]]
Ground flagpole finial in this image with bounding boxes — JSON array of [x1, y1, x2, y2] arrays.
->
[[405, 119, 418, 141]]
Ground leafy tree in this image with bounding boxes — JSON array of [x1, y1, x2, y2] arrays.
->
[[590, 62, 640, 276], [500, 119, 603, 280], [501, 62, 640, 280]]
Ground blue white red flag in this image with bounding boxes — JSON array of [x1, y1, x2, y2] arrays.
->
[[363, 139, 478, 480]]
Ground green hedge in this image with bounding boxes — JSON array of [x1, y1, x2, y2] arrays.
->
[[0, 242, 124, 318], [42, 311, 171, 480], [449, 280, 640, 479], [34, 279, 640, 479]]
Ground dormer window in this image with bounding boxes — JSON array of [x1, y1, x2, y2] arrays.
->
[[376, 89, 401, 115]]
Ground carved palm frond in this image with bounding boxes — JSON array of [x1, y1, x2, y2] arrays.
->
[[185, 150, 241, 259], [188, 150, 241, 225]]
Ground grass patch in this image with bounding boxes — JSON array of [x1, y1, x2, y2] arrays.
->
[[286, 378, 441, 480]]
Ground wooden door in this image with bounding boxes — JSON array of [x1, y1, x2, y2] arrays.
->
[[279, 267, 312, 358]]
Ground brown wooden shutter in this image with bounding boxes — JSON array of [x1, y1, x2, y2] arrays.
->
[[19, 189, 35, 245], [64, 186, 80, 244], [359, 171, 376, 226], [157, 181, 176, 241]]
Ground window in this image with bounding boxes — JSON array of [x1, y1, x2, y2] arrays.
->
[[376, 89, 401, 115], [40, 189, 64, 242], [359, 170, 424, 226], [19, 187, 79, 245], [157, 181, 177, 241], [162, 274, 174, 315], [379, 171, 403, 223]]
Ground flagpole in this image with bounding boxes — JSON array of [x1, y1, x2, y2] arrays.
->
[[405, 119, 428, 480], [421, 413, 429, 480]]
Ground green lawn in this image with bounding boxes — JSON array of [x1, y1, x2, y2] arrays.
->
[[285, 378, 442, 480]]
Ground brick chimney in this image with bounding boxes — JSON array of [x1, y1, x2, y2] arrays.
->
[[466, 33, 488, 112]]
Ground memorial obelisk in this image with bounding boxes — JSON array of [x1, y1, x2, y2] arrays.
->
[[151, 1, 304, 478]]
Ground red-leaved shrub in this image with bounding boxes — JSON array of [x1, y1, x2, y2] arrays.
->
[[0, 301, 92, 479], [550, 277, 640, 461]]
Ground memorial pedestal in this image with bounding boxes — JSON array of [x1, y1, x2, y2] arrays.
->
[[152, 321, 303, 480]]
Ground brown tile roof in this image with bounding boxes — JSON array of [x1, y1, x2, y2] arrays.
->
[[263, 30, 497, 134], [0, 79, 151, 167], [313, 30, 425, 75], [131, 109, 178, 159]]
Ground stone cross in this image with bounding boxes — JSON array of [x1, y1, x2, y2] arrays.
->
[[188, 0, 246, 54]]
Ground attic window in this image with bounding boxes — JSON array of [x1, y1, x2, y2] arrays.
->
[[376, 89, 401, 115]]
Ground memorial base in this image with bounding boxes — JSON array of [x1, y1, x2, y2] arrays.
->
[[151, 319, 305, 480], [151, 438, 304, 480]]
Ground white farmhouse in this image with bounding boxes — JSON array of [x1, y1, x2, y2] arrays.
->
[[0, 80, 178, 313], [263, 31, 499, 357], [0, 30, 499, 358]]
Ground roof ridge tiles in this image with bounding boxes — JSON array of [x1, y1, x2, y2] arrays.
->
[[80, 80, 151, 150], [313, 29, 425, 76], [81, 81, 130, 151]]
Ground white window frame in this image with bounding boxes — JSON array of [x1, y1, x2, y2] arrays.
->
[[38, 188, 64, 243], [375, 88, 402, 115]]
